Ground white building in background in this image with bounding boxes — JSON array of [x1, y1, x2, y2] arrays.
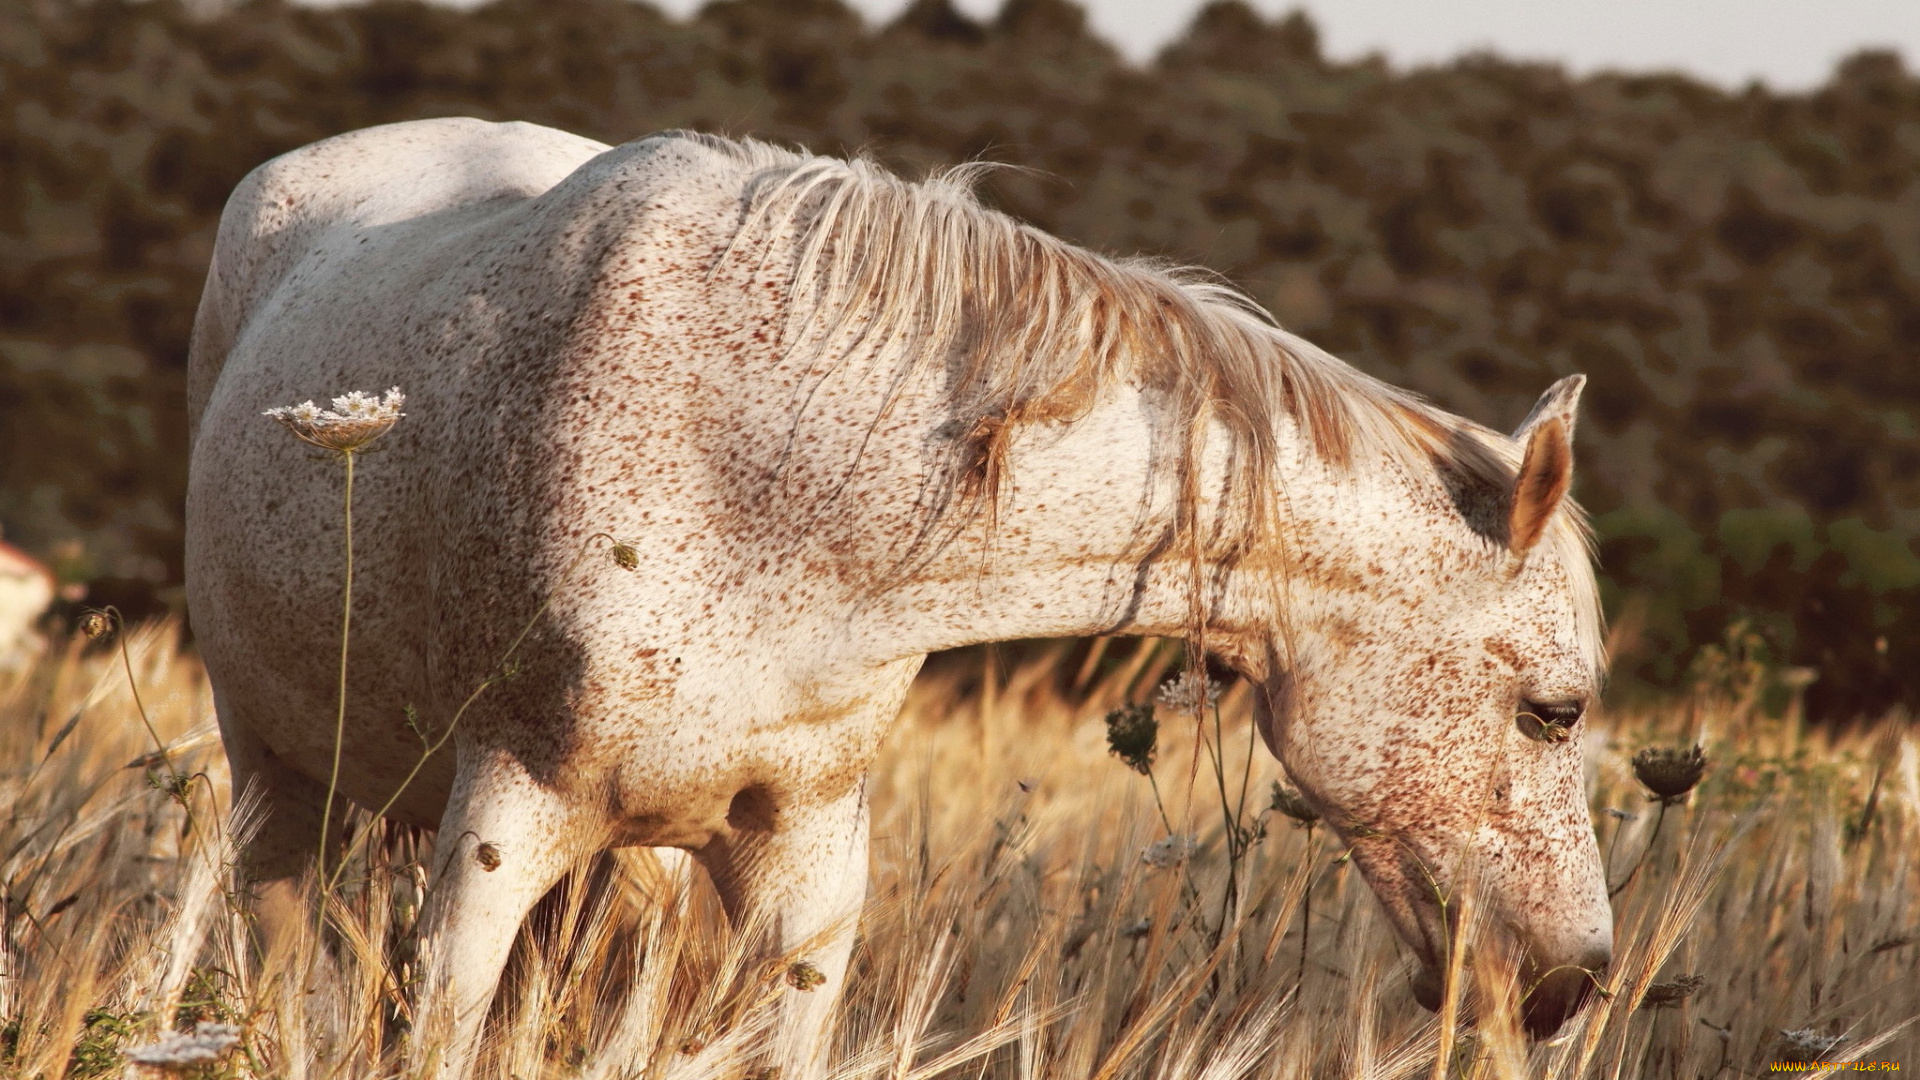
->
[[0, 535, 53, 672]]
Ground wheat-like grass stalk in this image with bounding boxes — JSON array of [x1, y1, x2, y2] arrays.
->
[[0, 631, 1913, 1078]]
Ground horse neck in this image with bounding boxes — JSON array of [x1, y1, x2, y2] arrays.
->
[[851, 382, 1409, 666]]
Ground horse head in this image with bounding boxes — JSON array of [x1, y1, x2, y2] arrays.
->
[[1251, 375, 1609, 1036]]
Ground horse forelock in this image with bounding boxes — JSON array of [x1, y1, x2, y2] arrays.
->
[[693, 135, 1603, 667]]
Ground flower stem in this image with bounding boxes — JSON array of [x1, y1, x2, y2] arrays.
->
[[107, 608, 176, 786], [1206, 699, 1242, 943], [1298, 822, 1316, 995], [317, 450, 355, 896], [1608, 800, 1670, 898]]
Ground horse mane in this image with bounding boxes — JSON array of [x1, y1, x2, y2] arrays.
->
[[687, 132, 1603, 672]]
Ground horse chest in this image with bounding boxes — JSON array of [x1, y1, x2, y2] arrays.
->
[[565, 678, 903, 849]]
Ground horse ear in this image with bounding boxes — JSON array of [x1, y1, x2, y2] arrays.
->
[[1508, 375, 1584, 556]]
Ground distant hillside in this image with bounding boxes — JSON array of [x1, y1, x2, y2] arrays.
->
[[4, 0, 1917, 716]]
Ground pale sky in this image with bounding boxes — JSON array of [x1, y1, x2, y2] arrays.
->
[[627, 0, 1920, 91]]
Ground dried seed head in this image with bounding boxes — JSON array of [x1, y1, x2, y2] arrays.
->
[[79, 611, 112, 640], [149, 770, 196, 802], [1154, 670, 1223, 712], [611, 543, 640, 571], [474, 842, 501, 871], [1104, 703, 1157, 775], [1638, 973, 1705, 1010], [1270, 781, 1320, 826], [1775, 1029, 1843, 1061], [786, 961, 827, 991], [1632, 745, 1709, 804], [264, 387, 405, 453]]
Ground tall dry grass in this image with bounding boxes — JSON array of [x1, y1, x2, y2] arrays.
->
[[0, 623, 1913, 1078]]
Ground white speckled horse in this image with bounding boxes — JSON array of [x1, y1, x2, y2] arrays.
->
[[186, 118, 1609, 1077]]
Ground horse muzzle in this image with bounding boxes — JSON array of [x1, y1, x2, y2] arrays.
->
[[1520, 945, 1610, 1037], [1406, 941, 1609, 1038]]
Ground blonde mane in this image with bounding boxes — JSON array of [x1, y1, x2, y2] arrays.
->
[[690, 132, 1603, 671]]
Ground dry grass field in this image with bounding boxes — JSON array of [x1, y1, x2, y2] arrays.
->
[[0, 621, 1913, 1079]]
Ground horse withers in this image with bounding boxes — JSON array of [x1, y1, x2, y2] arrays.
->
[[186, 118, 1609, 1076]]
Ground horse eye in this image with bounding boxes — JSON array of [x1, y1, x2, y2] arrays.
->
[[1517, 698, 1584, 743]]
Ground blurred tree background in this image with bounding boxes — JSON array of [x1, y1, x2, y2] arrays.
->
[[3, 0, 1918, 717]]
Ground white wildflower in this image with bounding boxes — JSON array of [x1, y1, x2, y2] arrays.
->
[[1154, 670, 1223, 712], [1141, 834, 1197, 870], [126, 1022, 243, 1069], [264, 386, 405, 452], [329, 389, 394, 417]]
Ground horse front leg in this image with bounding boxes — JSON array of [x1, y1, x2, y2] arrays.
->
[[696, 781, 871, 1080], [410, 749, 600, 1079]]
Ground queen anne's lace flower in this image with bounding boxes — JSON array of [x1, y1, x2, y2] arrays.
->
[[126, 1022, 243, 1069], [264, 387, 406, 451], [1154, 670, 1223, 712], [1774, 1028, 1843, 1061]]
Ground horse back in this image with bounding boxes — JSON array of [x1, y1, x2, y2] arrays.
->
[[186, 118, 610, 444]]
